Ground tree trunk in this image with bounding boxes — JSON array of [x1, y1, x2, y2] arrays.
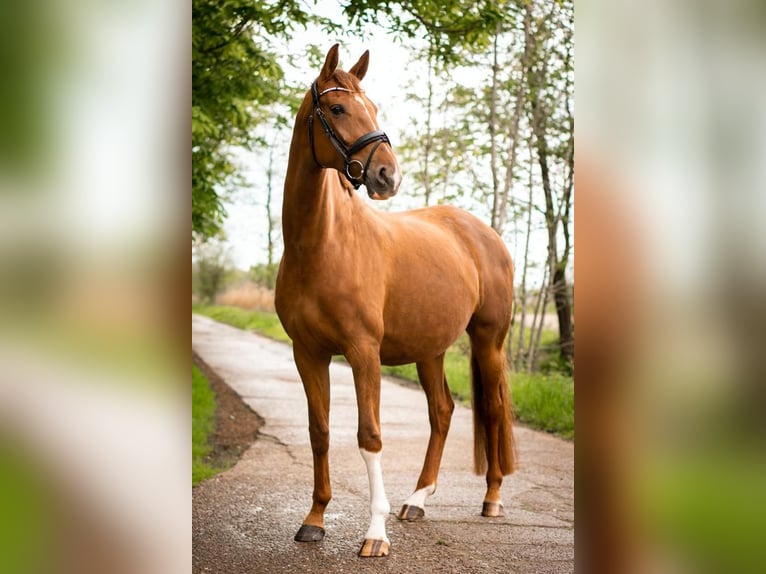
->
[[489, 25, 501, 230], [524, 0, 574, 363], [514, 144, 535, 370], [496, 62, 525, 233], [527, 263, 549, 372], [422, 51, 434, 206], [552, 265, 573, 361], [266, 138, 275, 267]]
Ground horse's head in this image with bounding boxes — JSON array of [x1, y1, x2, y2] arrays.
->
[[306, 44, 402, 200]]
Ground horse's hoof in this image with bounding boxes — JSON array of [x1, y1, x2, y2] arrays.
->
[[481, 501, 504, 517], [358, 538, 390, 557], [397, 504, 425, 521], [294, 524, 325, 542]]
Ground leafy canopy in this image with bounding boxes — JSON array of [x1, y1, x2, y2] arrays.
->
[[192, 0, 312, 239]]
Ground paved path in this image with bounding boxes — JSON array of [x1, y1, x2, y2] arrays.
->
[[192, 314, 574, 573]]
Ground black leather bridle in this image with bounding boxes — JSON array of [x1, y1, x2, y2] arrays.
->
[[307, 80, 390, 190]]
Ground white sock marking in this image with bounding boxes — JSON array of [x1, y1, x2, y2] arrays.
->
[[359, 448, 390, 543], [403, 483, 436, 509]]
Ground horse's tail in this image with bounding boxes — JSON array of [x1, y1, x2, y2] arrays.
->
[[471, 351, 516, 476]]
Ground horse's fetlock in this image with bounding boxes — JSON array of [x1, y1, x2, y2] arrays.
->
[[313, 491, 332, 507], [371, 498, 390, 517]]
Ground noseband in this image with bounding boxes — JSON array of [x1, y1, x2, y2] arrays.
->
[[308, 80, 390, 190]]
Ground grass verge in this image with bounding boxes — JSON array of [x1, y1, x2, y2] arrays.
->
[[193, 304, 291, 343], [383, 363, 574, 439], [192, 364, 220, 485], [193, 305, 573, 439], [511, 373, 574, 439]]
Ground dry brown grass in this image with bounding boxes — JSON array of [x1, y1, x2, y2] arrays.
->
[[216, 281, 275, 312]]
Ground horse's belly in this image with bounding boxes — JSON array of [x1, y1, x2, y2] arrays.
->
[[377, 249, 479, 364], [379, 302, 471, 366]]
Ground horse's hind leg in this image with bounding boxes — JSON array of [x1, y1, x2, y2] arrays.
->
[[292, 347, 332, 542], [398, 353, 454, 521], [467, 321, 516, 518]]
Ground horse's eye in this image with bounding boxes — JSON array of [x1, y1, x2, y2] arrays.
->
[[330, 105, 344, 116]]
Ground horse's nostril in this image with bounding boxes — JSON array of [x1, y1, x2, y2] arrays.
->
[[378, 166, 389, 183]]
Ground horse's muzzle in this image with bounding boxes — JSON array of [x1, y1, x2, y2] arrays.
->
[[366, 165, 401, 200]]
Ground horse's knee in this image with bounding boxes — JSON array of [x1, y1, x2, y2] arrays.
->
[[440, 399, 455, 424], [309, 423, 330, 452], [357, 424, 382, 453]]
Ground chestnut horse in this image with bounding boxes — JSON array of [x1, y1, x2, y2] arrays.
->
[[275, 44, 516, 558]]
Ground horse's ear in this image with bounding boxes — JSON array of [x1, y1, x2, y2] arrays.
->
[[320, 44, 340, 80], [349, 50, 370, 81]]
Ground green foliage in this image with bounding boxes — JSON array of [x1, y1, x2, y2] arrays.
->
[[642, 451, 766, 574], [192, 0, 311, 239], [344, 0, 509, 62], [0, 2, 60, 176], [192, 364, 219, 485], [511, 373, 574, 439], [195, 259, 226, 305], [510, 321, 573, 375], [0, 441, 52, 574], [249, 262, 280, 290], [537, 342, 575, 376], [192, 238, 230, 303]]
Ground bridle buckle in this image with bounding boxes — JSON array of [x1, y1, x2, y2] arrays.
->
[[345, 160, 364, 181]]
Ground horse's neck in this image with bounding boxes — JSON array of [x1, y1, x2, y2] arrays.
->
[[282, 134, 361, 250]]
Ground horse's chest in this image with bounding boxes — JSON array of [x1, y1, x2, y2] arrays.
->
[[276, 260, 379, 349]]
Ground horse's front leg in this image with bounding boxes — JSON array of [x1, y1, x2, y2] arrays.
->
[[346, 343, 391, 557], [293, 346, 332, 542]]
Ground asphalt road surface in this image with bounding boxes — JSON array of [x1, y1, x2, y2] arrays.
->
[[192, 314, 574, 573]]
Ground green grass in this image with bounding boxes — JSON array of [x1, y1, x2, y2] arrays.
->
[[193, 305, 573, 439], [511, 373, 574, 439], [641, 451, 766, 574], [193, 304, 291, 343], [192, 364, 222, 485], [381, 344, 472, 400], [0, 443, 52, 574], [385, 357, 574, 439]]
